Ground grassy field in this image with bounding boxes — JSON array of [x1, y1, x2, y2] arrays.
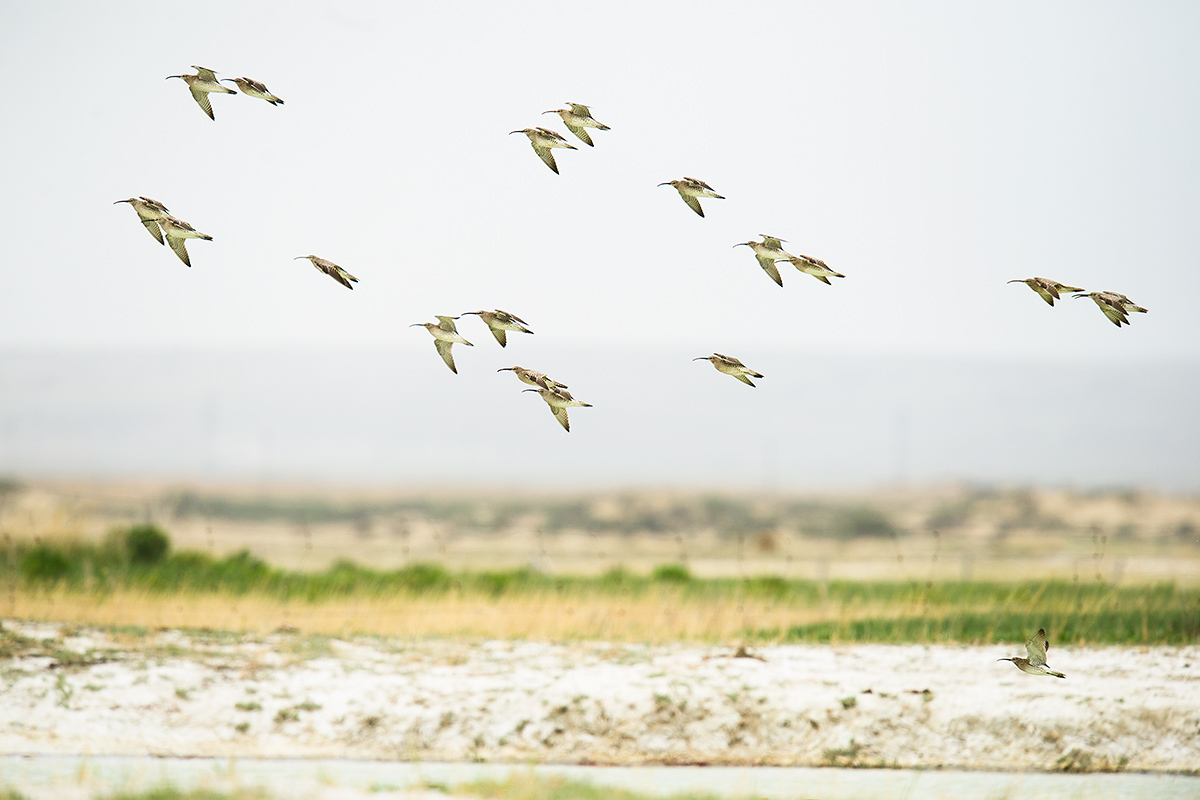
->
[[3, 525, 1196, 645]]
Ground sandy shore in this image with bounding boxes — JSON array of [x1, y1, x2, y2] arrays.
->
[[1, 620, 1198, 773]]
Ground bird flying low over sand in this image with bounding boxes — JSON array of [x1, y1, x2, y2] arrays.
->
[[1074, 290, 1148, 327], [659, 177, 725, 218], [694, 353, 764, 387], [113, 196, 170, 245], [997, 628, 1066, 678], [156, 215, 212, 267], [498, 366, 567, 389], [785, 254, 845, 285], [166, 66, 236, 120], [510, 127, 577, 174], [733, 235, 794, 287], [294, 255, 358, 289], [411, 316, 473, 374], [542, 103, 610, 147], [461, 309, 533, 347], [523, 385, 593, 432], [1007, 277, 1084, 306], [221, 76, 284, 105]]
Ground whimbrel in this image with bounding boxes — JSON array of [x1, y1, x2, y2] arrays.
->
[[542, 103, 610, 147], [1074, 290, 1147, 327], [114, 197, 170, 245], [733, 235, 794, 287], [510, 127, 577, 174], [294, 255, 358, 290], [785, 254, 845, 285], [461, 309, 533, 347], [156, 215, 212, 267], [221, 76, 284, 105], [166, 66, 236, 120], [659, 177, 725, 218], [498, 366, 567, 390], [411, 316, 473, 374], [1007, 277, 1084, 307], [997, 628, 1066, 678], [523, 385, 592, 432], [694, 353, 764, 387]]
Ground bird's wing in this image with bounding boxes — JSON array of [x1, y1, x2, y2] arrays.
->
[[1098, 299, 1129, 326], [194, 66, 218, 82], [551, 405, 571, 432], [166, 236, 192, 267], [756, 255, 783, 287], [140, 217, 165, 245], [189, 87, 216, 120], [329, 267, 354, 289], [1026, 629, 1049, 666], [490, 327, 507, 347], [434, 339, 458, 373], [531, 144, 559, 174], [1033, 284, 1056, 305], [681, 192, 705, 217], [733, 372, 756, 387], [564, 121, 593, 147]]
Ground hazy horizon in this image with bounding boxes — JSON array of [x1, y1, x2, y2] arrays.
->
[[3, 346, 1197, 492]]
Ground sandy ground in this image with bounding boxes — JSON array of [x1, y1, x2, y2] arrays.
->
[[2, 620, 1198, 774]]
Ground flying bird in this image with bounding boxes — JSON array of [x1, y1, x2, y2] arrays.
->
[[461, 309, 533, 347], [166, 66, 236, 120], [659, 177, 725, 218], [523, 385, 593, 432], [733, 235, 794, 287], [1007, 277, 1084, 306], [542, 103, 610, 147], [1074, 290, 1148, 327], [510, 127, 577, 174], [785, 254, 845, 285], [113, 196, 170, 245], [157, 215, 212, 267], [411, 316, 473, 373], [694, 353, 764, 387], [221, 76, 284, 105], [294, 255, 358, 290], [997, 628, 1066, 678], [497, 366, 567, 390]]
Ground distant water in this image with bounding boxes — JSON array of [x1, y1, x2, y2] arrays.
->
[[1, 347, 1197, 490], [2, 756, 1199, 800]]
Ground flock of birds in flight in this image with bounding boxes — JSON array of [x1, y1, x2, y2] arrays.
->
[[114, 65, 1149, 434]]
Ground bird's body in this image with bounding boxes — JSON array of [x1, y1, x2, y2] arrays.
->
[[411, 316, 473, 373], [294, 255, 358, 290], [157, 215, 212, 267], [524, 385, 592, 432], [167, 66, 236, 120], [1007, 277, 1084, 306], [498, 366, 567, 389], [1074, 290, 1147, 327], [114, 196, 170, 245], [998, 628, 1066, 678], [659, 177, 725, 218], [221, 76, 284, 105], [542, 103, 610, 146], [786, 254, 844, 285], [734, 235, 794, 287], [510, 127, 577, 174], [462, 309, 533, 347], [694, 353, 764, 387]]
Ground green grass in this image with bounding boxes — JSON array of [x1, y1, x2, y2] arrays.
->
[[3, 529, 1198, 646], [456, 774, 727, 800]]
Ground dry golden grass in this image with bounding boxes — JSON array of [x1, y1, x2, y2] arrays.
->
[[5, 587, 859, 643]]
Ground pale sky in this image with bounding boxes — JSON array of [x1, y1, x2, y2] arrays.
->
[[2, 2, 1199, 489], [3, 1, 1198, 358]]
